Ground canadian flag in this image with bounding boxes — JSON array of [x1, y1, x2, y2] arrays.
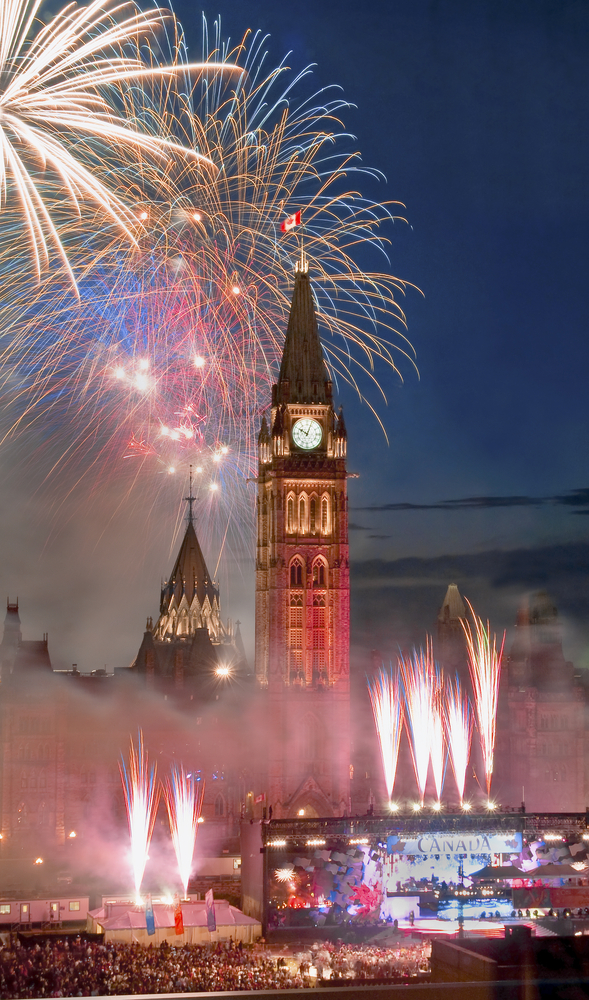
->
[[280, 210, 301, 232]]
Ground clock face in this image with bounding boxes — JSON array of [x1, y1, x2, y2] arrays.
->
[[292, 417, 323, 450]]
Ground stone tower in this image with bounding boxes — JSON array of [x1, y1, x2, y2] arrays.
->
[[255, 263, 350, 818], [130, 484, 246, 694]]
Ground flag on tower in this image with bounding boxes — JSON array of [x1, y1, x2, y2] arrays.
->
[[280, 211, 301, 232]]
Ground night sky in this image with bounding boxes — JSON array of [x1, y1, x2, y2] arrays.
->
[[1, 0, 588, 672]]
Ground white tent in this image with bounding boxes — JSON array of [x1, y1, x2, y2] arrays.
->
[[87, 900, 261, 946]]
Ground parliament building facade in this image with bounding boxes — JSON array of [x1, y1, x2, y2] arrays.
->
[[0, 266, 587, 886]]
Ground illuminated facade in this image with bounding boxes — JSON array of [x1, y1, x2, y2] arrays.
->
[[255, 264, 351, 818]]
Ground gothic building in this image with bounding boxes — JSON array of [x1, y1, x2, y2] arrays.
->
[[130, 486, 247, 696], [434, 585, 587, 812], [255, 261, 351, 818]]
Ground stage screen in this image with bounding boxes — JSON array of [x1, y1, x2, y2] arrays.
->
[[266, 829, 522, 929]]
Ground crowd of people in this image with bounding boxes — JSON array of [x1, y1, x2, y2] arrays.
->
[[296, 940, 431, 981], [0, 936, 431, 997], [0, 939, 301, 997]]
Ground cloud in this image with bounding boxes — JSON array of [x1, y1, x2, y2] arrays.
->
[[348, 522, 369, 530], [368, 534, 391, 539], [351, 542, 589, 667], [353, 488, 589, 514]]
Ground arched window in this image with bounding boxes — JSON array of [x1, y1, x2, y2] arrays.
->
[[310, 498, 317, 532], [311, 594, 328, 677], [321, 497, 329, 533], [39, 771, 46, 789], [20, 771, 27, 790], [313, 561, 326, 588], [214, 794, 225, 817], [289, 593, 304, 675], [287, 496, 295, 532], [299, 497, 306, 532], [290, 560, 303, 587]]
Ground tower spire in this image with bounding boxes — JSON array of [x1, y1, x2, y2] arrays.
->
[[184, 465, 196, 525], [274, 269, 331, 405]]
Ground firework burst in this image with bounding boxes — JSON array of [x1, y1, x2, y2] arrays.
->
[[399, 640, 436, 803], [163, 764, 205, 897], [0, 16, 417, 554], [0, 0, 239, 287], [461, 600, 505, 796], [119, 731, 159, 897], [430, 675, 446, 802], [443, 674, 473, 804], [367, 664, 403, 801]]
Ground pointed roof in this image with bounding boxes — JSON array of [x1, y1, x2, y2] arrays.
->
[[438, 583, 466, 623], [275, 270, 330, 404], [161, 520, 217, 611]]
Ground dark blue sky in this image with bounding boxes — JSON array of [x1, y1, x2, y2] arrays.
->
[[2, 0, 588, 671], [172, 0, 589, 661]]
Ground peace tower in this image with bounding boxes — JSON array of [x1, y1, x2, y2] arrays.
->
[[255, 262, 350, 818]]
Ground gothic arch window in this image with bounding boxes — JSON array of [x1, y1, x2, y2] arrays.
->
[[38, 802, 47, 826], [20, 771, 27, 790], [311, 594, 328, 677], [18, 745, 24, 761], [39, 771, 46, 790], [545, 767, 551, 782], [287, 495, 295, 533], [214, 794, 225, 817], [289, 589, 304, 676], [29, 773, 37, 791], [24, 744, 30, 761], [309, 497, 317, 533], [321, 496, 329, 533], [290, 559, 303, 588], [312, 559, 327, 589], [299, 495, 307, 532]]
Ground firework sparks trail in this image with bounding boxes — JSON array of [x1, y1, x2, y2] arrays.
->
[[367, 665, 403, 801], [163, 764, 205, 898], [119, 732, 159, 897], [0, 15, 418, 552], [399, 640, 436, 803], [430, 672, 446, 802], [443, 674, 473, 804], [461, 600, 505, 796], [0, 0, 238, 287]]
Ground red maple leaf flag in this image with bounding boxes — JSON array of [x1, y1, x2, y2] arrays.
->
[[280, 210, 301, 232]]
